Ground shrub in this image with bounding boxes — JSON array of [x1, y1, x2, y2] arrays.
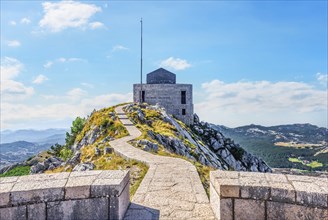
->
[[0, 165, 30, 177], [60, 147, 73, 161]]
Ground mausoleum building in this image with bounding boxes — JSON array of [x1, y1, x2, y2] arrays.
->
[[133, 68, 194, 125]]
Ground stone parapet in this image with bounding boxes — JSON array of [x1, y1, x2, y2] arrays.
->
[[0, 170, 130, 220], [210, 170, 328, 220]]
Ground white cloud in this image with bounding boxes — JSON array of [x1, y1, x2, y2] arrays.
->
[[9, 21, 16, 26], [57, 57, 85, 63], [81, 82, 94, 88], [20, 18, 31, 24], [111, 45, 129, 52], [89, 21, 104, 29], [316, 72, 328, 85], [0, 57, 34, 101], [39, 1, 101, 32], [67, 88, 88, 101], [159, 57, 191, 71], [1, 57, 23, 80], [43, 57, 85, 68], [43, 61, 53, 68], [7, 40, 21, 47], [1, 92, 132, 129], [33, 74, 49, 84], [195, 79, 327, 127]]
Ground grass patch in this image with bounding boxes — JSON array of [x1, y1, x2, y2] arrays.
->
[[0, 165, 30, 177], [288, 158, 302, 163], [307, 161, 323, 168], [288, 157, 323, 168]]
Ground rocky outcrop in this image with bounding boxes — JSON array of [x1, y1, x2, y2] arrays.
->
[[124, 103, 272, 173], [136, 139, 158, 153], [30, 156, 63, 174], [72, 126, 101, 151], [72, 162, 95, 172]]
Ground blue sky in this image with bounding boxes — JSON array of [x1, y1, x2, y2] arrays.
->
[[1, 0, 327, 130]]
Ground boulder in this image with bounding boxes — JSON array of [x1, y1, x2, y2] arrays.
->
[[95, 147, 100, 156], [67, 151, 81, 165], [193, 114, 200, 124], [72, 163, 95, 172], [30, 156, 63, 174], [104, 147, 113, 155]]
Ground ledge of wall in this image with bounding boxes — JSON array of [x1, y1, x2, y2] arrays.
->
[[210, 170, 328, 220], [0, 170, 130, 220]]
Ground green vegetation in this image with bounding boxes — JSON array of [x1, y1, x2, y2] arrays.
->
[[75, 107, 128, 144], [66, 117, 86, 146], [288, 158, 302, 163], [50, 143, 73, 161], [288, 157, 323, 168], [220, 131, 328, 172], [48, 142, 148, 198], [46, 106, 146, 198], [0, 165, 30, 177]]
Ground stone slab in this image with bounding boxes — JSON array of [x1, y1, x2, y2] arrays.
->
[[234, 199, 265, 220], [292, 181, 327, 207], [65, 175, 98, 199], [27, 203, 46, 220], [47, 198, 108, 220], [0, 182, 14, 207], [0, 206, 26, 220], [267, 201, 328, 220], [11, 179, 66, 205]]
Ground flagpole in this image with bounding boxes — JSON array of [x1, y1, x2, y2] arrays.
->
[[140, 18, 143, 103]]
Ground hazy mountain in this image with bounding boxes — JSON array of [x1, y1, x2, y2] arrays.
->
[[0, 129, 67, 144], [0, 129, 67, 168]]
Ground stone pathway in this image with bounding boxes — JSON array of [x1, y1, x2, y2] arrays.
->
[[111, 105, 215, 220]]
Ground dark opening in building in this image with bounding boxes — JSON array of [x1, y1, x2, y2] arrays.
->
[[182, 109, 186, 115], [181, 91, 186, 104], [140, 90, 145, 102]]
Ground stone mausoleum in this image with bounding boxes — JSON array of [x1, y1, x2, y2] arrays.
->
[[133, 68, 194, 125]]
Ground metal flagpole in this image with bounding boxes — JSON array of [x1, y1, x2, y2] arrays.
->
[[140, 18, 143, 104]]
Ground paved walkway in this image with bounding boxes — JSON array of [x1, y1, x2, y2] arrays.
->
[[111, 105, 215, 220]]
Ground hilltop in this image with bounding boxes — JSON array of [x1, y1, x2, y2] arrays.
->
[[25, 103, 271, 174], [0, 103, 272, 194]]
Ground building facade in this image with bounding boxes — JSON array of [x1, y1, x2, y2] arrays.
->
[[133, 68, 194, 125]]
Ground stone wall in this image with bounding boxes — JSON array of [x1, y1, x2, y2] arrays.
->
[[210, 170, 328, 220], [0, 170, 130, 220], [133, 83, 194, 125]]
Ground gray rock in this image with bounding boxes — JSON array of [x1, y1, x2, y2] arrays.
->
[[67, 151, 81, 166], [95, 147, 100, 156], [193, 114, 200, 124], [137, 139, 158, 153], [137, 109, 145, 121], [30, 163, 45, 174], [72, 163, 95, 172], [30, 156, 63, 174], [104, 147, 113, 155]]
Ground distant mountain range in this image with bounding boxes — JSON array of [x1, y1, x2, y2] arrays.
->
[[211, 123, 328, 171], [1, 129, 67, 144], [0, 129, 67, 168]]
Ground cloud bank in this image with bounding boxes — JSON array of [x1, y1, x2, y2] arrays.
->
[[39, 1, 102, 32], [196, 79, 327, 127]]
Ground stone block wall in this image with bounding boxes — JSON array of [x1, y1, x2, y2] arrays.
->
[[0, 170, 130, 220], [210, 170, 328, 220], [133, 83, 194, 125]]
